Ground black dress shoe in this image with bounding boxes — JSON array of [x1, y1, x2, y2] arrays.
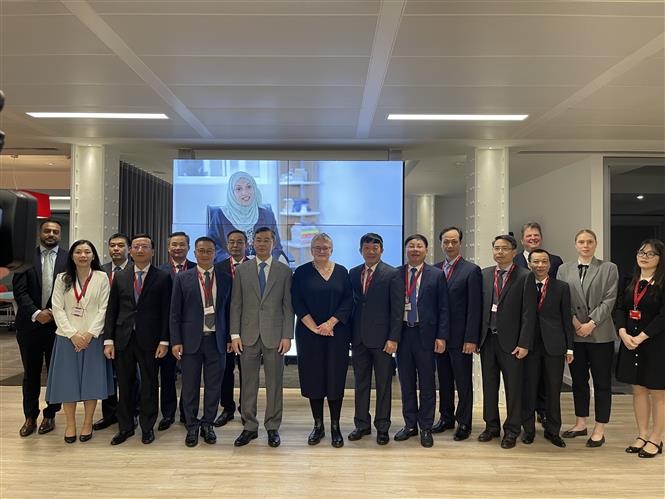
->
[[454, 424, 471, 441], [157, 418, 174, 431], [214, 411, 234, 427], [110, 430, 135, 445], [638, 440, 663, 458], [586, 435, 605, 448], [521, 433, 535, 444], [38, 417, 55, 435], [626, 437, 648, 453], [431, 418, 455, 434], [19, 418, 37, 437], [79, 432, 93, 442], [394, 427, 418, 441], [185, 428, 199, 447], [376, 431, 389, 445], [200, 425, 216, 444], [420, 429, 434, 448], [501, 434, 517, 449], [544, 432, 566, 448], [142, 429, 155, 444], [234, 429, 258, 447], [64, 434, 77, 444], [347, 428, 371, 441], [267, 430, 281, 448], [308, 421, 325, 445], [478, 429, 500, 442], [330, 421, 344, 448], [92, 416, 117, 431], [562, 428, 587, 438]]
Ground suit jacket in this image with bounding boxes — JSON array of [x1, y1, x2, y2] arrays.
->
[[399, 263, 450, 349], [158, 259, 196, 277], [514, 252, 563, 280], [230, 258, 294, 349], [350, 261, 404, 348], [216, 257, 249, 278], [556, 257, 618, 343], [12, 246, 68, 331], [435, 258, 483, 347], [532, 276, 575, 355], [480, 265, 537, 352], [169, 267, 232, 355], [104, 264, 172, 351]]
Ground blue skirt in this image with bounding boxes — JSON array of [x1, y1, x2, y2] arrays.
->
[[46, 335, 115, 403]]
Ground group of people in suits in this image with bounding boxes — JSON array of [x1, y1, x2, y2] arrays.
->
[[12, 218, 664, 458]]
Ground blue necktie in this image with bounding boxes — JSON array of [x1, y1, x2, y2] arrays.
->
[[134, 270, 144, 302], [258, 262, 267, 297], [407, 267, 418, 324]]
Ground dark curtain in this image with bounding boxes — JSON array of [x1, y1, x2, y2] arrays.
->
[[119, 161, 172, 265]]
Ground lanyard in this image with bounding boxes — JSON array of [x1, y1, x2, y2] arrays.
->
[[536, 276, 550, 311], [633, 278, 653, 310], [230, 257, 246, 279], [361, 266, 374, 294], [405, 266, 424, 303], [441, 255, 461, 281], [73, 271, 93, 304], [197, 269, 215, 304], [494, 264, 515, 299], [170, 258, 186, 275]]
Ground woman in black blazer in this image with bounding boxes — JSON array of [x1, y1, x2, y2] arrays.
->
[[615, 239, 665, 458]]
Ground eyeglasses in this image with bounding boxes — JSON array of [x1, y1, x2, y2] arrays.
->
[[312, 246, 331, 252], [131, 244, 151, 251], [637, 250, 660, 259]]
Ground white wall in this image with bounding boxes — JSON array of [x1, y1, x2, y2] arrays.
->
[[433, 194, 465, 263]]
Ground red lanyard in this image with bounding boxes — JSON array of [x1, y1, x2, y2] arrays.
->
[[230, 257, 246, 280], [73, 271, 93, 303], [170, 259, 186, 275], [361, 266, 374, 294], [441, 256, 461, 281], [133, 272, 145, 297], [536, 277, 550, 311], [494, 264, 515, 299], [633, 278, 653, 310], [197, 269, 215, 303], [405, 266, 424, 302]]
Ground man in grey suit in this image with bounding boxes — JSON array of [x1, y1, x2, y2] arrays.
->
[[230, 227, 294, 448]]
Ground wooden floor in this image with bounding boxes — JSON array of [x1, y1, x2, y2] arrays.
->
[[0, 387, 663, 498]]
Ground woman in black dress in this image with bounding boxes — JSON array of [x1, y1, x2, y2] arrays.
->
[[615, 239, 665, 458], [291, 233, 353, 448]]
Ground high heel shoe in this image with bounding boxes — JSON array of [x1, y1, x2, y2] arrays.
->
[[79, 432, 92, 442], [625, 437, 647, 453], [307, 419, 325, 445], [638, 441, 663, 458], [64, 434, 76, 444]]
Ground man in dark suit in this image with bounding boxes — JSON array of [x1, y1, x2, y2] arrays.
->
[[13, 218, 67, 437], [433, 226, 482, 441], [513, 221, 564, 426], [156, 231, 196, 431], [521, 249, 574, 448], [214, 229, 247, 427], [478, 234, 537, 449], [394, 234, 450, 448], [170, 237, 232, 447], [348, 233, 404, 445], [104, 233, 172, 445]]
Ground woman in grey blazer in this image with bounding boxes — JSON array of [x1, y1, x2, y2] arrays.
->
[[556, 229, 618, 447]]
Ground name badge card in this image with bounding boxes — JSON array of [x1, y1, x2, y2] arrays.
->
[[204, 306, 215, 316], [71, 305, 84, 317], [491, 304, 498, 312], [629, 309, 641, 321], [404, 302, 412, 311]]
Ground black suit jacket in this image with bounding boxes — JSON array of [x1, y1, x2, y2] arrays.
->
[[158, 259, 196, 278], [480, 265, 537, 353], [12, 246, 68, 331], [435, 258, 482, 347], [350, 261, 404, 348], [514, 252, 563, 280], [104, 264, 172, 351], [533, 276, 575, 355], [399, 263, 450, 349]]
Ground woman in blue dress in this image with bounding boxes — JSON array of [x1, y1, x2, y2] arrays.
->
[[46, 240, 113, 443]]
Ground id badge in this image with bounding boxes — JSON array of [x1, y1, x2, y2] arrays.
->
[[491, 304, 498, 313], [204, 306, 215, 315], [404, 302, 412, 311], [71, 305, 84, 317], [629, 309, 641, 321]]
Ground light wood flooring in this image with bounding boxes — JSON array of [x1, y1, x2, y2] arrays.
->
[[0, 387, 663, 498]]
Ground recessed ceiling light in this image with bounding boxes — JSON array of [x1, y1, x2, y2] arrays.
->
[[386, 114, 528, 121], [26, 112, 169, 119], [636, 194, 645, 200]]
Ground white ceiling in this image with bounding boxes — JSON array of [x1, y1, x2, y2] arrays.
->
[[0, 0, 664, 189]]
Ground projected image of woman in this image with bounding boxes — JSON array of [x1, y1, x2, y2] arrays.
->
[[208, 171, 284, 262]]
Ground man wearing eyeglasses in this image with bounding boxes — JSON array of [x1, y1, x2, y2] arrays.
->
[[104, 234, 172, 445], [170, 237, 232, 447]]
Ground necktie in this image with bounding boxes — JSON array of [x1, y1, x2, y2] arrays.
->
[[41, 249, 54, 308], [443, 260, 451, 279], [497, 269, 507, 296], [578, 264, 589, 282], [407, 267, 418, 324], [258, 262, 267, 297], [204, 271, 215, 329], [134, 270, 144, 302], [114, 266, 122, 273], [363, 267, 373, 294], [176, 264, 184, 273], [537, 282, 543, 302]]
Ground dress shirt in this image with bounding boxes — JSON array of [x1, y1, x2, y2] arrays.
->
[[363, 262, 379, 291], [197, 265, 217, 332], [403, 262, 424, 322], [31, 245, 59, 322]]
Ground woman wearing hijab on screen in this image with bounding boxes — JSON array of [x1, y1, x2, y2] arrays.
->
[[208, 171, 284, 262]]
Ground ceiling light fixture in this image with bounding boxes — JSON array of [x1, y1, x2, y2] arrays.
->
[[26, 112, 169, 119], [636, 194, 645, 200], [387, 114, 528, 121]]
